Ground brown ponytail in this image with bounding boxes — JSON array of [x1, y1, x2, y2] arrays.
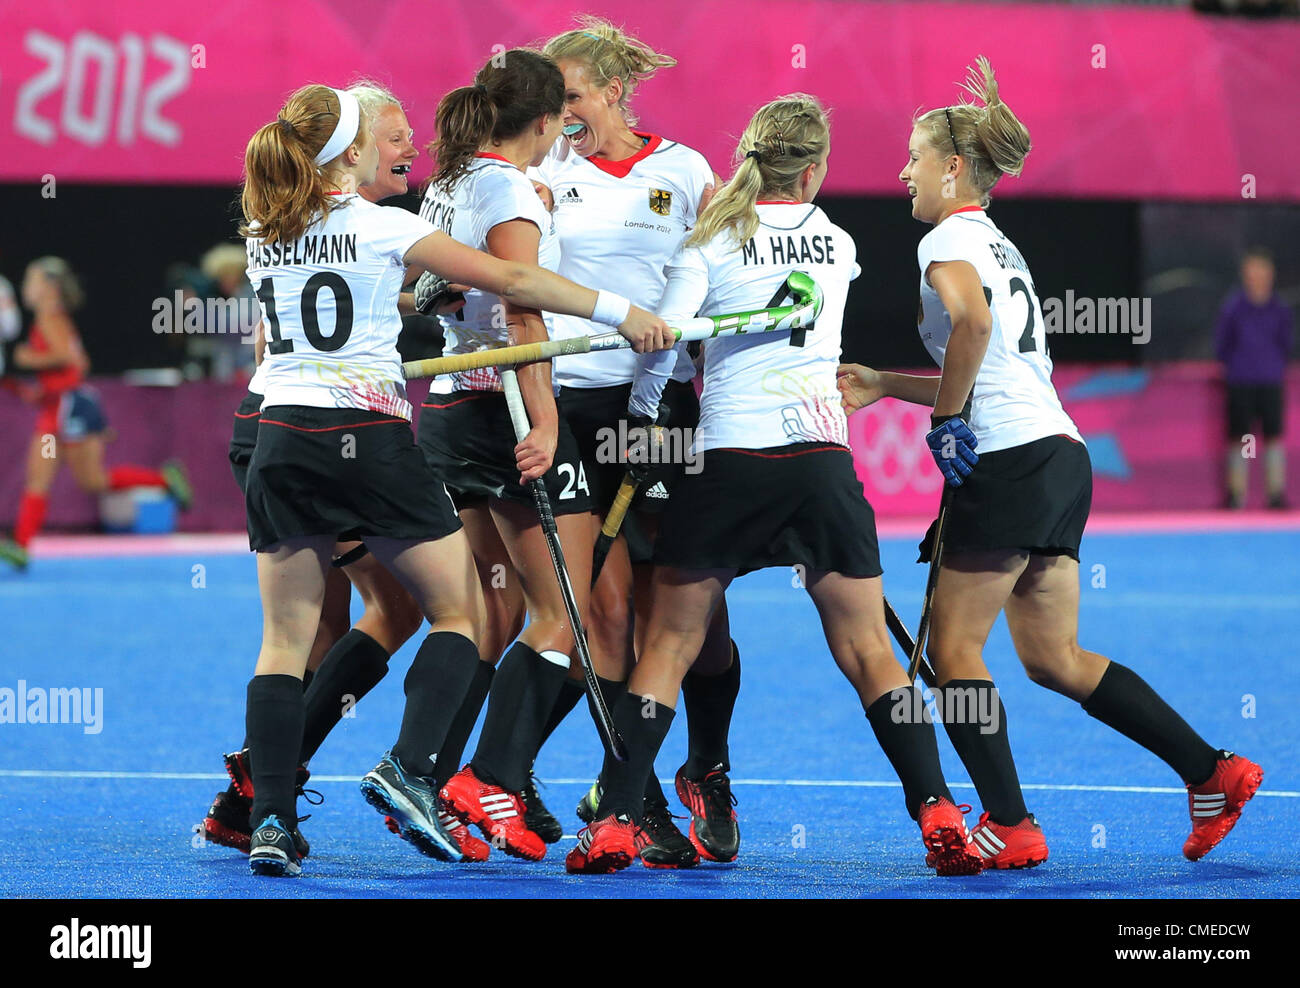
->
[[915, 56, 1031, 208], [240, 85, 368, 244], [428, 48, 564, 196]]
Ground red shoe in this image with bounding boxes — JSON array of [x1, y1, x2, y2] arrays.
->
[[918, 797, 983, 876], [1184, 752, 1263, 861], [969, 811, 1049, 869], [439, 765, 546, 861], [224, 748, 311, 800], [565, 813, 639, 874], [438, 800, 490, 862]]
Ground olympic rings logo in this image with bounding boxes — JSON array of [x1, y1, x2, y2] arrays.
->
[[849, 401, 943, 496]]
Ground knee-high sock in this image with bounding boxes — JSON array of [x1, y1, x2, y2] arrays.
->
[[472, 643, 569, 793], [435, 660, 495, 789], [14, 492, 48, 548], [681, 640, 741, 778], [246, 674, 305, 827], [939, 680, 1030, 826], [596, 692, 676, 820], [1082, 662, 1220, 786], [865, 688, 954, 820], [298, 629, 390, 764], [533, 679, 585, 760], [391, 631, 480, 778]]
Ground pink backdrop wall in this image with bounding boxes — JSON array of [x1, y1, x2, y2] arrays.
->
[[2, 2, 1297, 200], [2, 363, 1298, 535]]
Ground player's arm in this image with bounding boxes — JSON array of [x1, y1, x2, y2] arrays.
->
[[486, 219, 557, 483], [253, 319, 265, 366], [927, 259, 992, 419], [12, 315, 79, 370], [837, 365, 941, 412], [402, 231, 672, 353]]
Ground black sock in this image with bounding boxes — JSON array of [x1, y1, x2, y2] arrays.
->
[[434, 661, 495, 789], [535, 679, 585, 757], [643, 767, 667, 806], [597, 692, 675, 820], [299, 629, 390, 764], [246, 675, 304, 827], [1082, 662, 1220, 785], [938, 680, 1029, 826], [472, 643, 570, 792], [391, 631, 481, 778], [681, 640, 741, 777], [586, 675, 627, 739], [865, 688, 953, 820], [301, 669, 314, 692]]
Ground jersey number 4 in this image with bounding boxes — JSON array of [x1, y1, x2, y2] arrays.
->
[[257, 274, 354, 355]]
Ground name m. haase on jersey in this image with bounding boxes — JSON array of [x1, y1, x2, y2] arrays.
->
[[741, 234, 836, 266]]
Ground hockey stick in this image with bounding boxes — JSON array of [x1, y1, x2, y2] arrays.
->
[[500, 368, 626, 761], [402, 271, 823, 380], [906, 485, 954, 685], [591, 471, 639, 586], [883, 595, 937, 689]]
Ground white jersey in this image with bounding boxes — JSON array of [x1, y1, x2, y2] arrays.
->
[[419, 155, 560, 393], [658, 202, 856, 453], [244, 194, 434, 420], [532, 133, 712, 389], [248, 357, 268, 397], [917, 208, 1081, 452]]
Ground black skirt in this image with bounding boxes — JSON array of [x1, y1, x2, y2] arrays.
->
[[229, 390, 262, 494], [654, 442, 882, 578], [416, 390, 592, 515], [558, 379, 701, 563], [918, 433, 1092, 563], [245, 405, 461, 551]]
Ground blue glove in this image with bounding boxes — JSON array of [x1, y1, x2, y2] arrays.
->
[[926, 414, 979, 487]]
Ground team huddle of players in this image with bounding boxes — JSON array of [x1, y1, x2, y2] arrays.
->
[[202, 17, 1261, 880]]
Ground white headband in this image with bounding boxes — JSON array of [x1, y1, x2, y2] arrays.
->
[[313, 88, 362, 166]]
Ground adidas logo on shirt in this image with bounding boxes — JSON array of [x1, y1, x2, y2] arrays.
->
[[556, 187, 583, 205], [644, 481, 670, 500]]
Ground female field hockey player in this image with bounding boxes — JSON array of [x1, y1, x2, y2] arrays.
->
[[415, 49, 605, 862], [0, 258, 190, 571], [566, 94, 983, 877], [534, 17, 742, 867], [204, 81, 449, 858], [837, 57, 1263, 868], [236, 83, 672, 876]]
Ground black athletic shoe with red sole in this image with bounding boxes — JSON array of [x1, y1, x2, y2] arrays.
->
[[675, 764, 740, 862]]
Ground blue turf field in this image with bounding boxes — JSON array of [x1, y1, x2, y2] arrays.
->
[[1, 528, 1297, 898]]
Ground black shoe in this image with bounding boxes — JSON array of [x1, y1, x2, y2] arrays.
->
[[360, 752, 462, 862], [1268, 494, 1290, 511], [521, 771, 563, 844], [675, 764, 740, 862], [636, 795, 699, 869], [248, 815, 302, 877], [203, 785, 254, 852], [222, 749, 315, 857], [575, 780, 601, 824]]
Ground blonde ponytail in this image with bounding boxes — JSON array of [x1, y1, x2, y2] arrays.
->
[[688, 93, 830, 251], [542, 15, 676, 126], [916, 56, 1031, 207]]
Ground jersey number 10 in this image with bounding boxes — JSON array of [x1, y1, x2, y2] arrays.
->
[[257, 275, 354, 355]]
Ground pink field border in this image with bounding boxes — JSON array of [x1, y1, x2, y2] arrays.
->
[[26, 511, 1300, 559]]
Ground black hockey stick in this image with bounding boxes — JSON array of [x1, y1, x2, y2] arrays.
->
[[500, 368, 626, 761]]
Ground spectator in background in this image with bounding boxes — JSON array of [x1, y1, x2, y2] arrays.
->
[[1216, 247, 1295, 509], [195, 244, 257, 381]]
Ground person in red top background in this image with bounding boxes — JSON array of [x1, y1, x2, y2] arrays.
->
[[0, 257, 191, 571]]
